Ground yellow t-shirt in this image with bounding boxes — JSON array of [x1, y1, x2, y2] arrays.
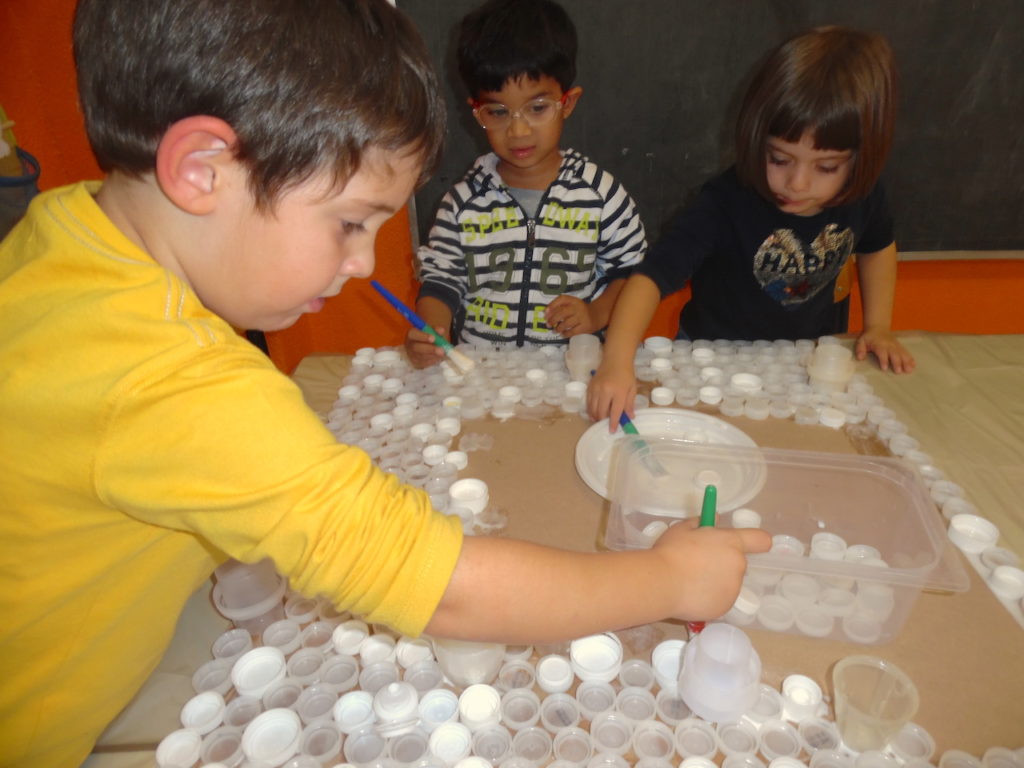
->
[[0, 183, 463, 767]]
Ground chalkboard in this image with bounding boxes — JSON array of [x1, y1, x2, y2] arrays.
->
[[401, 0, 1024, 253]]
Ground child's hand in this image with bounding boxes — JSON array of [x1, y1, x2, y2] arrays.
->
[[653, 520, 772, 621], [855, 329, 916, 374], [545, 295, 599, 337], [404, 327, 446, 368], [587, 363, 637, 430]]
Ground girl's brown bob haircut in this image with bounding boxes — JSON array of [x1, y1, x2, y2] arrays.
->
[[735, 26, 897, 207]]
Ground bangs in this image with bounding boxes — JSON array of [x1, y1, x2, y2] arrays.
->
[[768, 99, 861, 152]]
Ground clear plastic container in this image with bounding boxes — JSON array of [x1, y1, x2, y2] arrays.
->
[[605, 439, 969, 644]]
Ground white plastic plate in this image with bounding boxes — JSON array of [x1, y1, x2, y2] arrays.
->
[[575, 407, 762, 503]]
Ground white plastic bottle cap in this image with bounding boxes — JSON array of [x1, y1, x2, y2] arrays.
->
[[212, 627, 255, 662], [418, 688, 459, 732], [358, 659, 400, 694], [373, 681, 420, 736], [651, 638, 685, 693], [231, 646, 287, 699], [333, 690, 375, 734], [500, 688, 541, 731], [155, 728, 202, 768], [458, 683, 501, 732], [810, 750, 854, 768], [744, 682, 785, 725], [767, 758, 807, 768], [731, 508, 762, 528], [770, 534, 806, 557], [570, 633, 622, 683], [810, 532, 847, 560], [386, 727, 431, 765], [650, 386, 675, 406], [757, 718, 801, 760], [262, 677, 303, 712], [756, 594, 797, 632], [436, 416, 462, 437], [499, 385, 523, 403], [180, 690, 226, 734], [470, 723, 513, 765], [947, 513, 1000, 553], [841, 611, 883, 644], [780, 675, 823, 722], [343, 725, 387, 766], [552, 726, 594, 764], [982, 748, 1019, 768], [448, 478, 490, 516], [262, 618, 302, 656], [299, 621, 334, 652], [295, 684, 339, 727], [589, 711, 633, 756], [940, 497, 978, 521], [575, 680, 616, 720], [287, 647, 326, 686], [617, 658, 655, 690], [242, 707, 302, 766], [628, 719, 673, 761], [284, 594, 319, 626], [496, 659, 536, 692], [673, 717, 717, 758], [319, 654, 360, 693], [715, 719, 760, 756], [796, 716, 840, 754], [222, 695, 261, 729], [818, 407, 846, 429], [856, 752, 901, 768], [429, 721, 473, 765], [653, 688, 692, 728], [536, 653, 574, 694], [939, 750, 985, 768], [615, 686, 656, 722], [332, 618, 369, 656], [744, 397, 771, 420], [360, 632, 397, 665], [731, 372, 763, 394], [539, 692, 582, 732], [511, 726, 553, 764], [444, 450, 469, 470], [887, 721, 936, 763], [987, 565, 1024, 600], [795, 606, 835, 638], [698, 385, 723, 405], [423, 443, 448, 466], [192, 658, 234, 696], [779, 573, 821, 605]]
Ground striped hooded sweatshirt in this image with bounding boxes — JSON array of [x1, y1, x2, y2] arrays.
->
[[416, 149, 646, 346]]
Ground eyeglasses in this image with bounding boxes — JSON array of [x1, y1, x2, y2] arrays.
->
[[472, 93, 570, 131]]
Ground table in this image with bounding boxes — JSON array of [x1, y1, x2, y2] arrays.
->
[[85, 332, 1024, 766]]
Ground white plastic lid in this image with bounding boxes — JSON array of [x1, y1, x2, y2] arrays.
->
[[155, 728, 202, 768], [673, 717, 717, 758], [987, 565, 1024, 600], [796, 717, 840, 753], [757, 719, 801, 760], [757, 595, 796, 632], [360, 633, 397, 665], [536, 654, 574, 693], [241, 707, 302, 766], [191, 658, 234, 696], [780, 675, 823, 722], [795, 606, 835, 638], [540, 692, 582, 732], [500, 687, 541, 730], [231, 646, 287, 698], [947, 513, 1000, 553], [459, 684, 501, 731], [731, 508, 762, 528], [180, 690, 225, 734], [374, 681, 419, 724], [698, 386, 722, 405], [418, 688, 459, 730], [429, 722, 472, 764], [448, 478, 490, 515], [650, 638, 685, 692], [589, 711, 633, 756], [444, 450, 469, 470], [841, 611, 883, 644], [617, 658, 655, 690], [715, 719, 759, 756], [576, 680, 616, 720], [650, 386, 675, 406], [818, 407, 846, 429], [810, 532, 848, 561], [332, 619, 369, 656], [569, 633, 622, 683], [779, 573, 821, 605], [496, 659, 536, 692], [333, 690, 375, 734], [319, 654, 359, 693], [744, 683, 785, 724], [888, 721, 936, 763]]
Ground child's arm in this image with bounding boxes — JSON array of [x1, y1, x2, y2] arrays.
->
[[425, 521, 770, 643], [405, 296, 452, 368], [587, 273, 662, 428], [544, 277, 627, 337], [854, 243, 915, 373]]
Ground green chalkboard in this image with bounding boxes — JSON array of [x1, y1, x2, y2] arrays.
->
[[401, 0, 1024, 252]]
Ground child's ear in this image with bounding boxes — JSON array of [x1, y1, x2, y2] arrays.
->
[[155, 116, 238, 215], [562, 86, 584, 119]]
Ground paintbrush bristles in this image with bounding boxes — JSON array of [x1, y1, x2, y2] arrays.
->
[[444, 347, 476, 374]]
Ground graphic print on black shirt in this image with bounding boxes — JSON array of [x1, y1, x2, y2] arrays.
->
[[753, 223, 853, 308]]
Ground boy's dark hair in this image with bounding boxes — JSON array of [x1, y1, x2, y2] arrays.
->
[[735, 26, 897, 207], [457, 0, 577, 97], [73, 0, 446, 210]]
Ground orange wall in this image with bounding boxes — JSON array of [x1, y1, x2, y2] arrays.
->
[[4, 0, 1021, 374]]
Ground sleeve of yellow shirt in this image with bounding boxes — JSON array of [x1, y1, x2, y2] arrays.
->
[[95, 340, 464, 637]]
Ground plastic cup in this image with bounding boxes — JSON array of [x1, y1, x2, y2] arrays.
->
[[831, 655, 919, 752], [678, 623, 761, 723]]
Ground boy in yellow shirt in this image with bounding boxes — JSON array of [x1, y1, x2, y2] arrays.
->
[[0, 1, 768, 765]]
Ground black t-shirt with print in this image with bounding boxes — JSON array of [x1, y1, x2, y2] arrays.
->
[[637, 167, 894, 341]]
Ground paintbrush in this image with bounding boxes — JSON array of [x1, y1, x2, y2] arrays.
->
[[370, 280, 475, 374]]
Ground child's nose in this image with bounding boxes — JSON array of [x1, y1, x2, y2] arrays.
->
[[339, 242, 375, 279], [788, 165, 811, 192], [507, 112, 532, 137]]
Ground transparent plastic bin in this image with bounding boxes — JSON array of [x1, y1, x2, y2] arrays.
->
[[603, 438, 969, 644]]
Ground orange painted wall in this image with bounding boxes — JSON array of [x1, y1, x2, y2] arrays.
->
[[4, 0, 1021, 375]]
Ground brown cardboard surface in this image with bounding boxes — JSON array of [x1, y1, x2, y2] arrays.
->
[[292, 347, 1024, 752]]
